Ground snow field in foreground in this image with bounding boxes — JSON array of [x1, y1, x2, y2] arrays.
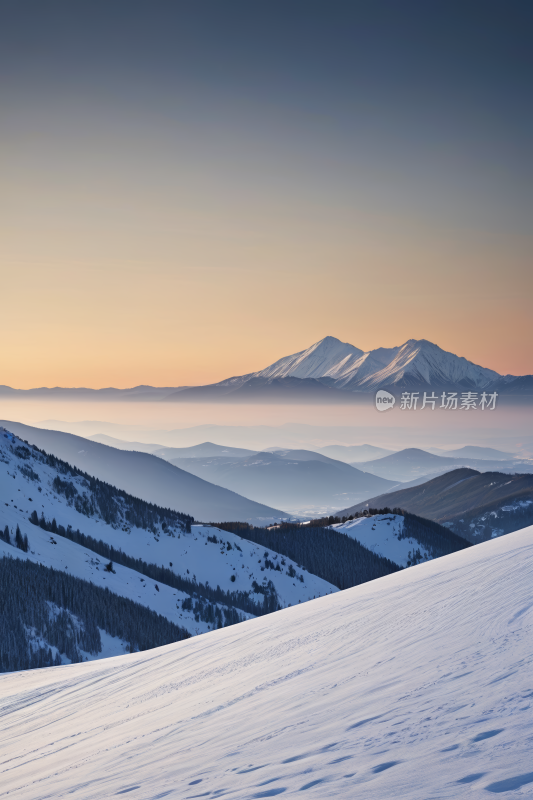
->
[[1, 526, 532, 799]]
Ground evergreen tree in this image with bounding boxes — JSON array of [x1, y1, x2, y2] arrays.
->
[[15, 525, 24, 550]]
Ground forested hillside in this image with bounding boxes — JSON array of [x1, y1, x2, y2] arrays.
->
[[218, 509, 471, 577], [0, 556, 190, 673], [28, 511, 278, 618], [9, 435, 194, 534], [401, 511, 472, 555], [215, 522, 401, 589]]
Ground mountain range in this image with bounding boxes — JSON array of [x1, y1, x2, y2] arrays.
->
[[82, 435, 532, 516], [165, 449, 394, 516], [1, 422, 397, 518], [175, 337, 532, 402], [2, 337, 532, 402], [82, 436, 532, 516], [0, 421, 288, 524], [352, 447, 532, 484], [89, 436, 396, 463]]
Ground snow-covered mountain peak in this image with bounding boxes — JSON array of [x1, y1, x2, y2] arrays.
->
[[243, 336, 503, 392], [254, 336, 365, 381], [357, 338, 501, 390]]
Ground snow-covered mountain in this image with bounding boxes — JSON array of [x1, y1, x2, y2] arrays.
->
[[254, 336, 366, 381], [2, 526, 531, 799], [166, 336, 517, 400], [350, 338, 501, 391], [0, 428, 338, 657], [251, 336, 501, 391]]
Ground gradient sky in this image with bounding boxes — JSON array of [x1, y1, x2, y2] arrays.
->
[[1, 1, 532, 388]]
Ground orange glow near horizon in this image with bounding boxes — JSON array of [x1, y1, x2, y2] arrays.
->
[[2, 220, 531, 389], [2, 99, 532, 389]]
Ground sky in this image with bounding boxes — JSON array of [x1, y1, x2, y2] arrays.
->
[[1, 1, 532, 388]]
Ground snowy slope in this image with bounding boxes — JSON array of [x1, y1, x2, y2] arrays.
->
[[0, 430, 337, 628], [334, 514, 425, 567], [0, 527, 225, 641], [1, 527, 532, 799]]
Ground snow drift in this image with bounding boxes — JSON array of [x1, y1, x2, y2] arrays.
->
[[1, 526, 532, 799]]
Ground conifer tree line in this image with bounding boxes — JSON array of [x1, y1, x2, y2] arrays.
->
[[306, 508, 405, 527], [1, 523, 29, 552], [0, 556, 190, 674], [400, 512, 472, 556], [214, 522, 401, 590], [182, 595, 244, 627], [11, 437, 194, 532], [29, 511, 278, 617]]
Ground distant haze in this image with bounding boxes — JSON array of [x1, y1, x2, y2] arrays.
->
[[0, 397, 531, 457]]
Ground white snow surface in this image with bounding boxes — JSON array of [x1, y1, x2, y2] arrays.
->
[[334, 514, 429, 567], [1, 527, 532, 799], [0, 431, 336, 645]]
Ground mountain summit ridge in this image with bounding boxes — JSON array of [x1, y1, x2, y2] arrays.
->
[[234, 336, 504, 392]]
